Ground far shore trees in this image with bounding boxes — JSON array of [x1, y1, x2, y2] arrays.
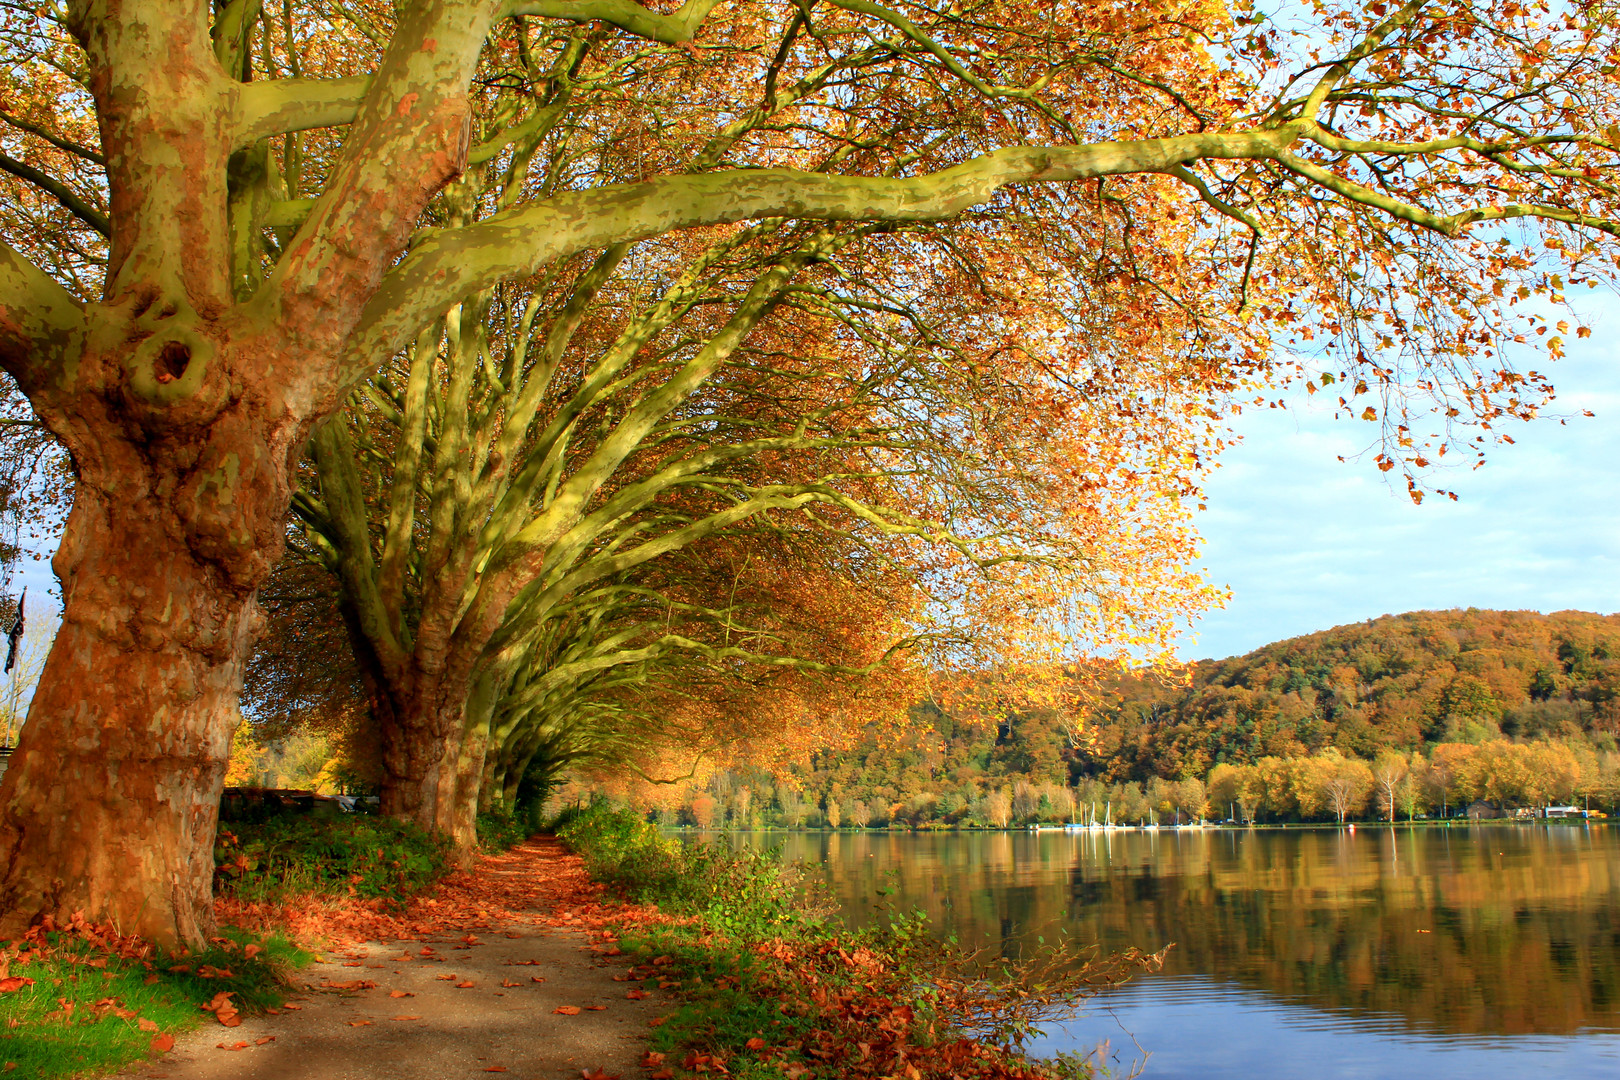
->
[[3, 0, 1620, 946]]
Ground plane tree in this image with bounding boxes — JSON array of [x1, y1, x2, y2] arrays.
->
[[0, 0, 1616, 946]]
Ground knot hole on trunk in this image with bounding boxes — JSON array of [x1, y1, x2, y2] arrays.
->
[[156, 340, 191, 384]]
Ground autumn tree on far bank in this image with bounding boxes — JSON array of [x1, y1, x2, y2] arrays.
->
[[1, 0, 1618, 947]]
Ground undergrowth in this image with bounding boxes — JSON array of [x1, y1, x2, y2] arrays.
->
[[556, 802, 1159, 1080], [0, 916, 309, 1079], [214, 812, 449, 903]]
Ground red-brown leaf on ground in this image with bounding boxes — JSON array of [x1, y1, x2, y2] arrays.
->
[[215, 1041, 248, 1051], [500, 979, 521, 987], [282, 1003, 303, 1011], [255, 1036, 275, 1046], [641, 1052, 665, 1067], [436, 974, 458, 981], [745, 1038, 766, 1051], [0, 978, 34, 993], [389, 990, 414, 998], [552, 1006, 581, 1015], [648, 1016, 666, 1027], [649, 1070, 674, 1080], [137, 1018, 158, 1032], [530, 976, 545, 983], [392, 1015, 421, 1021], [201, 991, 240, 1027], [150, 1033, 174, 1053], [581, 1069, 620, 1080], [456, 981, 475, 988], [347, 1020, 372, 1027], [625, 989, 648, 1000], [320, 980, 377, 990]]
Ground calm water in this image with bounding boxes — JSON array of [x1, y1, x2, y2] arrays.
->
[[744, 826, 1620, 1079]]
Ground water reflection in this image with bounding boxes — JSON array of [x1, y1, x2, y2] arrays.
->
[[744, 825, 1620, 1076]]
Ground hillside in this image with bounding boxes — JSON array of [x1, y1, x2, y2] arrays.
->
[[603, 609, 1620, 828], [1088, 608, 1620, 781]]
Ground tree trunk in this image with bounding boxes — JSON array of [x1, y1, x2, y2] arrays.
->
[[0, 469, 268, 947]]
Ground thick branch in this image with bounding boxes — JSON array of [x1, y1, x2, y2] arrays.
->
[[349, 128, 1301, 372], [502, 0, 720, 43], [234, 75, 375, 147], [0, 240, 86, 400]]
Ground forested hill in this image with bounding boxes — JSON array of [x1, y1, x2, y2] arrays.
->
[[1086, 608, 1620, 780]]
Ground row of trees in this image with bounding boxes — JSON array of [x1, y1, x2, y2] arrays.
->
[[598, 734, 1620, 829], [2, 0, 1619, 947]]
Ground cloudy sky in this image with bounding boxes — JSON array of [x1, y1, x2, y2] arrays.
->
[[1180, 293, 1620, 661]]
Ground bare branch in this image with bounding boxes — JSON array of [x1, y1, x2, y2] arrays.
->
[[0, 153, 110, 237]]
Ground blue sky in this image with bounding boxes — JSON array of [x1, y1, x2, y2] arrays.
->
[[1180, 294, 1620, 661]]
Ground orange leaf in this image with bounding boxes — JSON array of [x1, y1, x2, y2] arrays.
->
[[745, 1038, 766, 1051], [530, 976, 546, 983], [581, 1069, 620, 1080], [215, 1041, 249, 1051], [436, 974, 458, 981], [650, 1071, 675, 1079], [150, 1033, 175, 1054], [625, 989, 648, 1000], [0, 977, 33, 993], [553, 1006, 581, 1015], [456, 981, 475, 989], [389, 990, 414, 998], [392, 1015, 421, 1021], [501, 980, 521, 988], [282, 1003, 303, 1011], [255, 1036, 275, 1046], [348, 1020, 372, 1027], [138, 1018, 158, 1033]]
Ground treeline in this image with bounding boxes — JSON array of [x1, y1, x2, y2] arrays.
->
[[600, 609, 1620, 827]]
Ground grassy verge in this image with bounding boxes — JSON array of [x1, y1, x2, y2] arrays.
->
[[555, 803, 1158, 1080], [0, 920, 310, 1078]]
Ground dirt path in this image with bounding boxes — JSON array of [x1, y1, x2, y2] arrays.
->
[[116, 840, 664, 1080]]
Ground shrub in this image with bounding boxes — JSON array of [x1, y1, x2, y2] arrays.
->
[[476, 808, 529, 852], [554, 802, 828, 940], [214, 813, 449, 903]]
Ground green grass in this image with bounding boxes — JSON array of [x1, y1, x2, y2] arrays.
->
[[216, 812, 450, 903], [0, 926, 310, 1078]]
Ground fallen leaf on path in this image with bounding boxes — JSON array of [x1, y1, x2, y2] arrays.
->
[[215, 1041, 249, 1051], [321, 980, 378, 990], [436, 974, 458, 981], [389, 990, 414, 998], [201, 991, 240, 1027], [281, 1003, 303, 1011], [391, 1015, 421, 1021], [342, 962, 363, 967], [151, 1033, 174, 1053], [625, 989, 648, 1000], [648, 1071, 674, 1080], [552, 1005, 581, 1015], [500, 979, 521, 988], [530, 976, 545, 983], [641, 1052, 665, 1067], [580, 1069, 619, 1080], [456, 981, 475, 988], [648, 1016, 666, 1027], [347, 1020, 372, 1027], [255, 1036, 275, 1046]]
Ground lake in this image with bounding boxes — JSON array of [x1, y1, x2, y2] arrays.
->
[[743, 825, 1620, 1079]]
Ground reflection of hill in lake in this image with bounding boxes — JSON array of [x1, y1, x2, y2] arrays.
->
[[769, 827, 1620, 1038]]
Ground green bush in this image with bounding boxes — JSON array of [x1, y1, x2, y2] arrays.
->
[[214, 813, 449, 903], [554, 802, 826, 940], [476, 808, 529, 852]]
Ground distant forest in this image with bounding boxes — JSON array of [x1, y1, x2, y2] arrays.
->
[[609, 609, 1620, 827]]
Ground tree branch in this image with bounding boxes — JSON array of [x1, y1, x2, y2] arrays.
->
[[0, 240, 85, 400], [234, 75, 375, 147], [502, 0, 721, 43], [0, 153, 110, 237], [347, 128, 1301, 374]]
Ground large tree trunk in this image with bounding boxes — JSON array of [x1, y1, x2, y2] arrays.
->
[[0, 417, 285, 946]]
